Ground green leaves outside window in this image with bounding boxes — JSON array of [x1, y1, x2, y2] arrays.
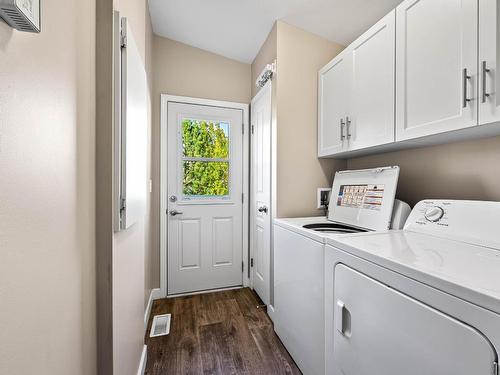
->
[[182, 119, 230, 197]]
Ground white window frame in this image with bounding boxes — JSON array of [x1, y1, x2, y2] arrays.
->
[[177, 116, 233, 204]]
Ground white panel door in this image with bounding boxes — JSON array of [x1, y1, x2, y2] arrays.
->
[[396, 0, 478, 141], [479, 0, 500, 125], [349, 10, 395, 150], [318, 50, 350, 156], [118, 18, 148, 230], [167, 102, 243, 295], [250, 82, 272, 305], [333, 264, 497, 375]]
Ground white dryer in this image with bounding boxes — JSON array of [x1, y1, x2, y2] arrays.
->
[[325, 200, 500, 375], [273, 166, 410, 375]]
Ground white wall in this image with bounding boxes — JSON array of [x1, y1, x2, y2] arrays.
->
[[0, 0, 96, 374]]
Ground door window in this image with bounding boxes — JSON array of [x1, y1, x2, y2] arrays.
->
[[181, 118, 231, 200]]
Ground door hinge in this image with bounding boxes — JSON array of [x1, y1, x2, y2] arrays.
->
[[242, 124, 244, 134], [120, 31, 127, 49], [242, 261, 244, 272], [250, 258, 254, 267], [493, 362, 498, 375], [251, 125, 254, 134], [242, 193, 244, 204], [120, 197, 126, 212]]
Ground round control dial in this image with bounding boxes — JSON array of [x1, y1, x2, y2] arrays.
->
[[424, 206, 444, 222]]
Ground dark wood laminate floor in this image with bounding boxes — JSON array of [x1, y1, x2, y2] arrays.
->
[[145, 288, 302, 375]]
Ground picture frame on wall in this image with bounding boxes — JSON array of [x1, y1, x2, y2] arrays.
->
[[0, 0, 41, 33]]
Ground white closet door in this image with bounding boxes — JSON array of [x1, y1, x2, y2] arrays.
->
[[396, 0, 478, 141], [349, 10, 395, 151], [318, 50, 350, 157], [333, 264, 497, 375], [250, 82, 272, 305], [479, 0, 500, 125]]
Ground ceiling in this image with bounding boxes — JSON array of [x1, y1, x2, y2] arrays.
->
[[148, 0, 403, 64]]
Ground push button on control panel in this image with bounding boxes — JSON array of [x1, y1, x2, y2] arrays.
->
[[424, 206, 445, 222]]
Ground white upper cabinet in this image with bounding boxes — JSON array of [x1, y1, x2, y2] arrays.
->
[[318, 10, 396, 157], [318, 0, 500, 158], [318, 50, 350, 157], [479, 0, 500, 125], [349, 10, 396, 151], [395, 0, 478, 141]]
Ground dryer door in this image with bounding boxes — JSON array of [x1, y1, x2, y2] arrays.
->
[[333, 264, 497, 375]]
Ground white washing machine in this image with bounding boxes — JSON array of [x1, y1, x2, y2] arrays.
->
[[325, 199, 500, 375], [273, 166, 411, 375]]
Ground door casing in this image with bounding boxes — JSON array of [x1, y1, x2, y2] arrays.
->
[[160, 94, 250, 298]]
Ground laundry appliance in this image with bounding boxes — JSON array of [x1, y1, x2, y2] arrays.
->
[[273, 166, 410, 375], [325, 199, 500, 375]]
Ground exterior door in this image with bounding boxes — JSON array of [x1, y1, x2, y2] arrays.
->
[[479, 0, 500, 125], [250, 82, 272, 305], [333, 264, 497, 375], [167, 102, 244, 295], [318, 50, 350, 157], [396, 0, 478, 141], [349, 10, 395, 150]]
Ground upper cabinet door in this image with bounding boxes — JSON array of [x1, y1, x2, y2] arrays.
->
[[479, 0, 500, 125], [396, 0, 478, 141], [348, 10, 396, 151], [318, 51, 350, 157]]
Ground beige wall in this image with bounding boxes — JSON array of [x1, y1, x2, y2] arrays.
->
[[251, 23, 279, 220], [347, 136, 500, 206], [0, 0, 96, 374], [275, 21, 346, 217], [251, 24, 277, 98], [153, 36, 251, 103], [148, 36, 252, 288]]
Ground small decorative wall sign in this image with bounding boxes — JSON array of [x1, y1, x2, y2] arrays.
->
[[0, 0, 41, 33]]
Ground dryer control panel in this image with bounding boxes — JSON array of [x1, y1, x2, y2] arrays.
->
[[404, 200, 500, 250]]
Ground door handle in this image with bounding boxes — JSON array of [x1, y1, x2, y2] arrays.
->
[[463, 68, 471, 108], [335, 300, 351, 336], [169, 210, 183, 216], [336, 300, 345, 334], [482, 61, 490, 104], [258, 206, 268, 214]]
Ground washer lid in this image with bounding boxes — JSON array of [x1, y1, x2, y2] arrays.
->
[[328, 166, 400, 231]]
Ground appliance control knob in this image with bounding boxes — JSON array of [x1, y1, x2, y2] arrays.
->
[[424, 206, 444, 222]]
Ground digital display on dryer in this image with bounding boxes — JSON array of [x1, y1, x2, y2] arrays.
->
[[337, 184, 385, 211]]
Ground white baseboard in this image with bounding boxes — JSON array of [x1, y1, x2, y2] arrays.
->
[[137, 345, 147, 375], [268, 304, 275, 322], [144, 288, 161, 331]]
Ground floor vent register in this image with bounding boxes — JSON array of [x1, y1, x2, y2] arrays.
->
[[150, 314, 171, 337]]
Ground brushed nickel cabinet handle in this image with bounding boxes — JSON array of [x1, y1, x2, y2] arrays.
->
[[482, 61, 490, 104], [463, 68, 471, 108], [346, 116, 352, 139], [340, 118, 346, 141]]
